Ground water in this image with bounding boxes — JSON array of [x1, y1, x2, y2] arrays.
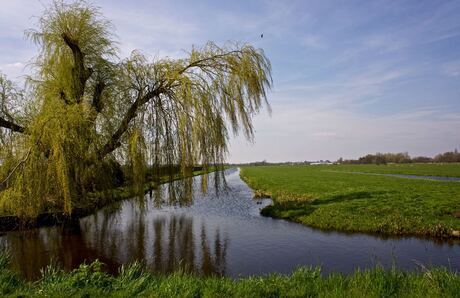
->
[[1, 168, 459, 280]]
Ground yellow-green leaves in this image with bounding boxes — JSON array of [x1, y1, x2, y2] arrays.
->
[[128, 128, 146, 198]]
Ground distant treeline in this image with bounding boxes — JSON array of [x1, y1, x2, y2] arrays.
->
[[339, 150, 460, 165]]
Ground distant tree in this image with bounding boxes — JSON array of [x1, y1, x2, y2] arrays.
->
[[0, 1, 272, 218], [434, 150, 460, 163], [412, 156, 433, 163]]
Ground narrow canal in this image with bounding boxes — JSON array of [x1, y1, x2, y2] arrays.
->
[[1, 168, 459, 280]]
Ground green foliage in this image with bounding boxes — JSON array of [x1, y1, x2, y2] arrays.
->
[[0, 252, 26, 296], [0, 0, 271, 219], [128, 129, 147, 197], [0, 254, 459, 297], [240, 164, 460, 237]]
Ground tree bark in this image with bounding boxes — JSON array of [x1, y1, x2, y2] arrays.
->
[[92, 81, 105, 113], [97, 87, 163, 159], [62, 33, 93, 102]]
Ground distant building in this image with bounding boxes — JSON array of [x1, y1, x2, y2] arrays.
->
[[310, 161, 333, 165]]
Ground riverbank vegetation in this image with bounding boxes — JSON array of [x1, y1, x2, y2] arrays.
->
[[240, 164, 460, 237], [0, 254, 459, 297]]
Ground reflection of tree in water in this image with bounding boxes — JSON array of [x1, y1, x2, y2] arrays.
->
[[0, 226, 119, 280], [149, 173, 228, 208], [81, 205, 229, 276], [77, 174, 229, 276], [0, 173, 229, 279], [150, 213, 228, 275], [200, 224, 228, 275]]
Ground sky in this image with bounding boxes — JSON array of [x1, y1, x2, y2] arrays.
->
[[1, 0, 459, 163]]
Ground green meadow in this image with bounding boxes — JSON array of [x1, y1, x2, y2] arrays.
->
[[328, 163, 460, 177], [240, 164, 460, 237]]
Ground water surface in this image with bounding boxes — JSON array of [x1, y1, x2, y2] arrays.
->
[[1, 168, 459, 280]]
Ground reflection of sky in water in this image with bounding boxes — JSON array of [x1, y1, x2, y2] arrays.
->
[[1, 168, 460, 280]]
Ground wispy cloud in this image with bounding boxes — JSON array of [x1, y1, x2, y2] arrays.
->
[[301, 35, 325, 49], [442, 60, 460, 77]]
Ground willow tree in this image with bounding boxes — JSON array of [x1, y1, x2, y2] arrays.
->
[[0, 1, 271, 219]]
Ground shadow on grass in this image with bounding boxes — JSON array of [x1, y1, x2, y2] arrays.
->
[[311, 191, 376, 206], [263, 191, 390, 220]]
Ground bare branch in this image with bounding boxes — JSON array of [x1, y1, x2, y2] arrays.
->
[[0, 116, 26, 133]]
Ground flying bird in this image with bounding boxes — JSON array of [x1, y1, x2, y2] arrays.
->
[[261, 33, 263, 38]]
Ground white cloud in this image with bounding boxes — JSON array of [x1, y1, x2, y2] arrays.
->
[[3, 62, 25, 69], [0, 62, 27, 81]]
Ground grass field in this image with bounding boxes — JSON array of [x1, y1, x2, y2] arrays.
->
[[328, 163, 460, 177], [240, 164, 460, 237], [0, 254, 459, 297]]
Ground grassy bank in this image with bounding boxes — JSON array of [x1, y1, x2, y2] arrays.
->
[[0, 255, 459, 297], [240, 164, 460, 237]]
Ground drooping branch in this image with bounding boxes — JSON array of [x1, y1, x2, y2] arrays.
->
[[0, 116, 26, 133], [177, 50, 242, 75], [0, 147, 31, 186]]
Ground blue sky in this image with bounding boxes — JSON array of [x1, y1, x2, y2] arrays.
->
[[1, 0, 459, 162]]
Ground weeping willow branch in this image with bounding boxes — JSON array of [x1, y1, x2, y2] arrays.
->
[[0, 148, 31, 186]]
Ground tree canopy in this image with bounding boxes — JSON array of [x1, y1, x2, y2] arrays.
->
[[0, 1, 272, 219]]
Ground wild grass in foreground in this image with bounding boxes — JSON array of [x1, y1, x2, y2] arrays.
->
[[0, 254, 459, 298], [240, 164, 460, 237]]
